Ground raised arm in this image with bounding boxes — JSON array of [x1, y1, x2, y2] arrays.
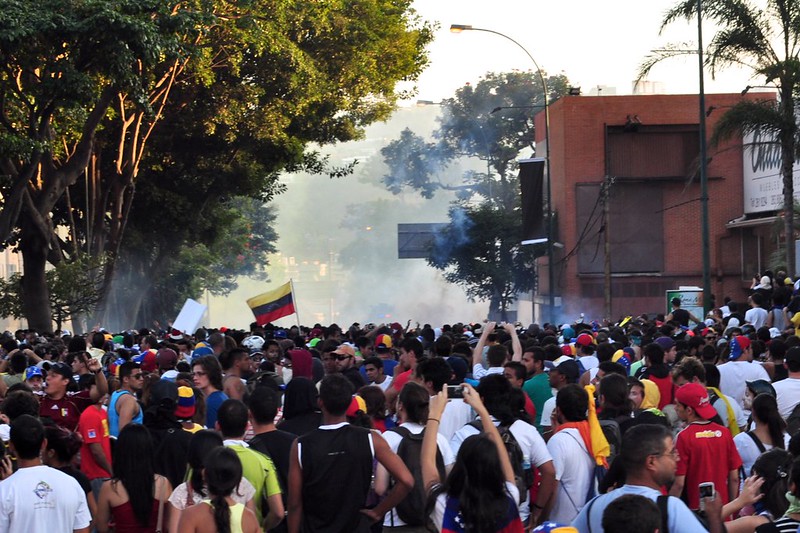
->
[[472, 321, 495, 368], [422, 388, 448, 492], [504, 323, 522, 362]]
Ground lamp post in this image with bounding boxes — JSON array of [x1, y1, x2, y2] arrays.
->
[[450, 23, 555, 324], [697, 1, 711, 316]]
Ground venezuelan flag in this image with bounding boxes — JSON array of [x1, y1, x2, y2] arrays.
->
[[247, 282, 295, 325]]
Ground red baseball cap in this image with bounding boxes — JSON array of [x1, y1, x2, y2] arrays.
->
[[576, 333, 594, 347], [675, 383, 717, 420]]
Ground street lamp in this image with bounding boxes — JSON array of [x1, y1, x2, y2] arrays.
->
[[450, 23, 556, 324]]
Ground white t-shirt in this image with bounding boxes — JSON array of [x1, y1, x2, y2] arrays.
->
[[713, 394, 747, 429], [539, 397, 556, 428], [546, 428, 595, 524], [381, 422, 455, 527], [371, 375, 393, 392], [772, 377, 800, 419], [0, 465, 91, 533], [579, 355, 599, 370], [431, 481, 519, 532], [168, 478, 256, 510], [745, 307, 768, 329], [472, 364, 505, 380], [734, 431, 791, 478], [437, 398, 474, 442], [718, 361, 770, 408]]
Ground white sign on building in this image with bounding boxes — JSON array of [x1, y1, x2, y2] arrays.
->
[[742, 130, 800, 214]]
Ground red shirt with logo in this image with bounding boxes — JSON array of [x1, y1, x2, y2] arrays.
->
[[37, 390, 94, 431], [78, 405, 112, 479], [675, 421, 742, 509]]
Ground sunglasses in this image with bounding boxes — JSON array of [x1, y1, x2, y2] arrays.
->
[[131, 373, 144, 379]]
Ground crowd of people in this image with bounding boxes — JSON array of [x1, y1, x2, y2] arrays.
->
[[3, 280, 800, 532]]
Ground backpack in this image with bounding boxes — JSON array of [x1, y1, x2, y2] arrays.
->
[[390, 426, 446, 526], [468, 420, 533, 504], [598, 419, 621, 464], [786, 402, 800, 437]]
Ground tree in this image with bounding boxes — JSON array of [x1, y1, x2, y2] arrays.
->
[[380, 71, 570, 318], [640, 0, 800, 275], [1, 0, 434, 330]]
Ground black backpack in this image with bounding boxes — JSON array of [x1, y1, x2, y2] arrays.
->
[[598, 419, 622, 464], [786, 402, 800, 437], [390, 426, 446, 526], [468, 420, 533, 504]]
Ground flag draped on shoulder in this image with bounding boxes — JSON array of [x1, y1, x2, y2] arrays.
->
[[247, 282, 295, 325]]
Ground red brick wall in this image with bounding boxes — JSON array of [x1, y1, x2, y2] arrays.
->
[[533, 93, 770, 320]]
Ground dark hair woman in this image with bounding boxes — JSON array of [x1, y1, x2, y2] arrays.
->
[[44, 425, 96, 517], [176, 447, 260, 533], [167, 430, 256, 532], [421, 384, 523, 532], [96, 424, 172, 532], [734, 393, 787, 478]]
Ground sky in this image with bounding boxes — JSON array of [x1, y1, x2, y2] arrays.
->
[[204, 1, 763, 330]]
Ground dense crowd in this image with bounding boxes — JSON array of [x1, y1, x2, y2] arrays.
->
[[3, 279, 800, 532]]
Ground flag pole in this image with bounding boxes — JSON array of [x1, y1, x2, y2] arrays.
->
[[290, 278, 301, 328]]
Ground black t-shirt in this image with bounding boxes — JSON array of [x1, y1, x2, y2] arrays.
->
[[248, 429, 296, 533]]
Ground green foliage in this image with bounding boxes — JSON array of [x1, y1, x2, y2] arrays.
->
[[0, 254, 105, 328]]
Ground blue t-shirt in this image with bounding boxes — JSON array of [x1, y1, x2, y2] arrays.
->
[[205, 390, 228, 428], [571, 484, 707, 533]]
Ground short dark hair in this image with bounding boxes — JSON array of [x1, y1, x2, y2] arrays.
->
[[504, 361, 526, 382], [415, 356, 452, 392], [10, 414, 45, 460], [556, 384, 588, 422], [319, 374, 354, 416], [119, 361, 141, 382], [643, 343, 665, 365], [486, 344, 508, 367], [247, 386, 281, 425], [1, 390, 39, 421], [363, 356, 384, 372], [602, 494, 660, 533], [703, 363, 721, 389], [620, 424, 671, 474], [216, 399, 249, 437], [400, 337, 424, 360]]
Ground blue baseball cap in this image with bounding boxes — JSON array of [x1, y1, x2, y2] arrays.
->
[[25, 366, 43, 380]]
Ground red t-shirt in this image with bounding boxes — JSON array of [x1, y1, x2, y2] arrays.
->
[[392, 369, 412, 392], [78, 405, 112, 479], [675, 421, 742, 509], [38, 390, 94, 431]]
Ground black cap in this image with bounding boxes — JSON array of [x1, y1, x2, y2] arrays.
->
[[555, 360, 580, 383]]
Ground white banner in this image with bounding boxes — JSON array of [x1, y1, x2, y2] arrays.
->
[[742, 130, 800, 214]]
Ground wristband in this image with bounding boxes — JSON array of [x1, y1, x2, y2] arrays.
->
[[427, 418, 440, 423]]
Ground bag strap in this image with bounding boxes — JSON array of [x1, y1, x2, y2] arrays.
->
[[657, 495, 669, 533], [747, 431, 767, 454]]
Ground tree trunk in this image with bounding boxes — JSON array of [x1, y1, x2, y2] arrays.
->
[[780, 84, 796, 276], [19, 229, 52, 332]]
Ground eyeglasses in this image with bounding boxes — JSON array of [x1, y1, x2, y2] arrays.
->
[[651, 448, 679, 459], [705, 336, 717, 340], [334, 355, 352, 361], [130, 373, 144, 379], [192, 371, 207, 377]]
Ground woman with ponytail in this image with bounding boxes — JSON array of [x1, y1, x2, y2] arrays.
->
[[177, 447, 259, 533], [734, 394, 789, 477]]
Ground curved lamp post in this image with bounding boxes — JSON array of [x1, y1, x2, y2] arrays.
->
[[450, 23, 555, 323]]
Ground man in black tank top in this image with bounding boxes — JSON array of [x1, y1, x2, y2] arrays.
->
[[666, 297, 701, 328], [287, 374, 413, 533]]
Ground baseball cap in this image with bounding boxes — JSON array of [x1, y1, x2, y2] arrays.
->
[[156, 348, 178, 370], [374, 334, 392, 351], [729, 336, 751, 361], [175, 386, 196, 419], [554, 360, 580, 382], [675, 382, 717, 420], [25, 366, 43, 380], [575, 333, 594, 347], [332, 344, 355, 358], [48, 362, 73, 380], [746, 379, 776, 398], [345, 395, 366, 418], [654, 337, 676, 351]]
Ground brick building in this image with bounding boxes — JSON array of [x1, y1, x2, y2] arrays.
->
[[533, 93, 778, 321]]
